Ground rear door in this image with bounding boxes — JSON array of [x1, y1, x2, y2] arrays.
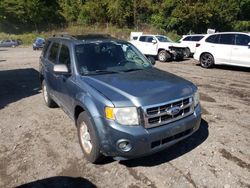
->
[[231, 34, 250, 67], [214, 34, 234, 64]]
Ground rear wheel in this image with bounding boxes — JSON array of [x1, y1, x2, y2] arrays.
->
[[77, 112, 102, 163], [200, 53, 214, 68], [42, 80, 57, 108], [157, 50, 171, 62]]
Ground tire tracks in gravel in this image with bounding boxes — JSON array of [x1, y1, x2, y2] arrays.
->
[[168, 162, 198, 188], [125, 167, 157, 188]]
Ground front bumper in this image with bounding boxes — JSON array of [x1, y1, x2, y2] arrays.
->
[[169, 48, 185, 60], [94, 104, 202, 159]]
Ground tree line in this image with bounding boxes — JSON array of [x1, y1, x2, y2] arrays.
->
[[0, 0, 249, 34]]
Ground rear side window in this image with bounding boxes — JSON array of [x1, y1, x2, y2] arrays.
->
[[235, 34, 250, 46], [183, 36, 192, 41], [220, 34, 235, 45], [59, 44, 71, 69], [42, 41, 51, 57], [48, 42, 59, 63], [191, 36, 204, 41], [205, 35, 218, 43]]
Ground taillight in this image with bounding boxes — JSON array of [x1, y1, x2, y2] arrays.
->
[[196, 43, 200, 47]]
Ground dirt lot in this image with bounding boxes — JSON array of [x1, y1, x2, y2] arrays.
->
[[0, 47, 250, 188]]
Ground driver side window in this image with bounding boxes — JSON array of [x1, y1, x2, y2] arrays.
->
[[59, 44, 71, 71]]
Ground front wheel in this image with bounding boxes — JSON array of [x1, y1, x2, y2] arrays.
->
[[184, 48, 191, 58], [200, 53, 214, 68], [157, 50, 171, 62], [77, 112, 102, 163]]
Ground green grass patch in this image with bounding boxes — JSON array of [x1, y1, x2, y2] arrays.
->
[[0, 24, 181, 45]]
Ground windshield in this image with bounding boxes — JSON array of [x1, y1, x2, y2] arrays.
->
[[75, 41, 152, 75], [156, 35, 173, 42]]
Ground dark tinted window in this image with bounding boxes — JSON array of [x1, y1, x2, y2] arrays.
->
[[191, 36, 204, 41], [42, 41, 51, 57], [205, 34, 218, 43], [48, 42, 59, 63], [235, 34, 250, 46], [59, 44, 71, 69], [183, 36, 192, 41], [146, 36, 154, 42], [139, 36, 146, 42], [220, 34, 235, 45]]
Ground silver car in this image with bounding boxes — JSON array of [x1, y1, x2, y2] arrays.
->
[[0, 39, 18, 47]]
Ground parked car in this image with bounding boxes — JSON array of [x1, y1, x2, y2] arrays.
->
[[130, 33, 190, 62], [0, 39, 18, 47], [39, 34, 201, 163], [179, 34, 205, 55], [33, 37, 45, 50], [194, 32, 250, 68]]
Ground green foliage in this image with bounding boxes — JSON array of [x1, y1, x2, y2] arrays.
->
[[0, 0, 249, 34]]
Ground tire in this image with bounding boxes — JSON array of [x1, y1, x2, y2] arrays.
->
[[12, 45, 16, 48], [200, 53, 214, 68], [77, 112, 102, 163], [42, 80, 57, 108], [157, 50, 171, 62], [184, 48, 191, 58]]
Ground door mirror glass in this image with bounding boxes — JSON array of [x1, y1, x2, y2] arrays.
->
[[152, 39, 157, 44], [53, 64, 69, 74], [147, 56, 156, 65]]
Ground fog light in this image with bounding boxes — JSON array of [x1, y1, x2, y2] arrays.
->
[[117, 139, 132, 152]]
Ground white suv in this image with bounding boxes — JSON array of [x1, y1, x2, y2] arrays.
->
[[194, 32, 250, 68], [130, 34, 190, 62], [179, 34, 205, 55]]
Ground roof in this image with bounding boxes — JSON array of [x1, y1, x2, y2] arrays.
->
[[50, 33, 120, 44]]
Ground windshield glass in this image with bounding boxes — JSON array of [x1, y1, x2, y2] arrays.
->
[[156, 35, 173, 42], [75, 41, 152, 75]]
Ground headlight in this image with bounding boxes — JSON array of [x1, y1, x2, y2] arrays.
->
[[105, 107, 139, 125], [194, 91, 200, 107]]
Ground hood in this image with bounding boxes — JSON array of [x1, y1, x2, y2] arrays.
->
[[161, 42, 187, 48], [82, 68, 196, 107]]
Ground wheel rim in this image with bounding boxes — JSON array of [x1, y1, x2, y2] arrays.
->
[[201, 54, 213, 67], [159, 52, 166, 61], [79, 122, 92, 154], [43, 84, 48, 103]]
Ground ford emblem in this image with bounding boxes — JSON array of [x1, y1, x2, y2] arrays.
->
[[166, 106, 181, 116]]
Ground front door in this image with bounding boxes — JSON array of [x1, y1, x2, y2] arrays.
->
[[56, 44, 75, 117]]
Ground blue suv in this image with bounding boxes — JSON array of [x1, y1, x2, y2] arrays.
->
[[39, 34, 201, 163]]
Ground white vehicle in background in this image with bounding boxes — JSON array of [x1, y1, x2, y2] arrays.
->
[[194, 32, 250, 68], [129, 33, 190, 62], [179, 34, 205, 55]]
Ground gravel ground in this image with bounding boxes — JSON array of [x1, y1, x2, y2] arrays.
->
[[0, 47, 249, 188]]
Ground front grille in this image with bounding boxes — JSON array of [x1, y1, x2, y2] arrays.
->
[[142, 96, 194, 128]]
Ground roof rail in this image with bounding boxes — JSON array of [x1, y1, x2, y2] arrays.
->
[[52, 34, 76, 39]]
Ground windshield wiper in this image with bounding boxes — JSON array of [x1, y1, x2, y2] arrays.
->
[[123, 68, 144, 72], [93, 70, 120, 74]]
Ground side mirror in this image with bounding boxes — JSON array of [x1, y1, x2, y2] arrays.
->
[[147, 56, 156, 65], [152, 39, 157, 44], [53, 64, 70, 74], [248, 42, 250, 46]]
